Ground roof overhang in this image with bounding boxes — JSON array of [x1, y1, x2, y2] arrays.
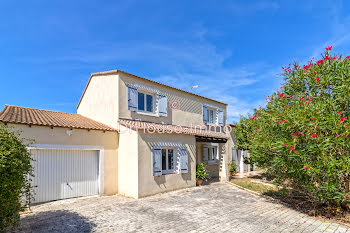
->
[[76, 69, 228, 109], [195, 136, 228, 143], [118, 119, 229, 139]]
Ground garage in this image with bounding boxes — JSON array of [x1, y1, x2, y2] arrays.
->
[[30, 148, 101, 203], [0, 105, 119, 202]]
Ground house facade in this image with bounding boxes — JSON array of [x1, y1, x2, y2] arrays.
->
[[0, 69, 248, 202]]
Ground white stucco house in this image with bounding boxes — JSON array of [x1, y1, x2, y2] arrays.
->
[[0, 69, 250, 203]]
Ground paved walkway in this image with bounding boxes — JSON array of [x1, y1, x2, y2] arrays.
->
[[13, 182, 350, 233]]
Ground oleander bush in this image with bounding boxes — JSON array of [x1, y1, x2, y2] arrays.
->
[[233, 46, 350, 207], [0, 125, 33, 232]]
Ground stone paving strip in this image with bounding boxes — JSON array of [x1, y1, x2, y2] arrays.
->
[[12, 182, 350, 233]]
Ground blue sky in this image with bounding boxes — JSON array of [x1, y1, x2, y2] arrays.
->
[[1, 0, 349, 123]]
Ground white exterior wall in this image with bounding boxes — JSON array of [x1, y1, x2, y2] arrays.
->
[[118, 125, 139, 198], [77, 74, 119, 128]]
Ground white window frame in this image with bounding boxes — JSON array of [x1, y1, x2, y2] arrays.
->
[[137, 90, 155, 114], [203, 143, 219, 165], [203, 104, 224, 126], [161, 147, 176, 174], [207, 107, 217, 125]]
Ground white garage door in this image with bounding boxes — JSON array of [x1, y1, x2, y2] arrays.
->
[[31, 149, 99, 203]]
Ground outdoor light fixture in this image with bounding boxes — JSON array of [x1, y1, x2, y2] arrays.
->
[[66, 129, 73, 136]]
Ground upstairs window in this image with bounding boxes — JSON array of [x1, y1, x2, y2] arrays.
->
[[207, 108, 216, 124], [127, 84, 168, 117], [138, 92, 153, 113], [203, 105, 224, 125]]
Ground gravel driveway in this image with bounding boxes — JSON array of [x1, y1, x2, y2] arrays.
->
[[13, 182, 350, 233]]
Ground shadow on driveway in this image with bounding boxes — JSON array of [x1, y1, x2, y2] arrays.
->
[[13, 210, 96, 233]]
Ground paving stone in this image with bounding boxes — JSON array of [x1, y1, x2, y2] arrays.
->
[[11, 182, 350, 233]]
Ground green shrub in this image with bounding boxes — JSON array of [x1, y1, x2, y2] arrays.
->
[[234, 47, 350, 206], [196, 163, 209, 181], [229, 162, 237, 173], [0, 125, 33, 232]]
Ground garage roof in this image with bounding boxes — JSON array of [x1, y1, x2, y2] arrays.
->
[[0, 105, 116, 131]]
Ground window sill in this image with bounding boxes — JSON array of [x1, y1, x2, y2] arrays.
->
[[137, 111, 159, 117], [204, 161, 220, 165], [206, 123, 219, 126], [161, 170, 177, 175]]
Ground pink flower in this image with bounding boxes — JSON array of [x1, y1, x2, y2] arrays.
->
[[303, 64, 311, 70], [346, 55, 350, 59], [325, 46, 333, 51], [324, 55, 331, 60], [289, 146, 294, 149], [257, 128, 260, 130], [336, 134, 340, 137], [252, 116, 257, 120], [346, 194, 350, 198], [305, 101, 308, 104], [300, 97, 305, 100], [311, 117, 315, 121], [310, 134, 317, 138], [316, 59, 324, 65], [305, 167, 310, 171], [282, 119, 286, 122], [316, 77, 320, 82], [277, 120, 280, 124], [340, 117, 348, 123], [293, 150, 297, 153], [337, 111, 340, 114], [294, 131, 299, 137], [284, 143, 287, 146]]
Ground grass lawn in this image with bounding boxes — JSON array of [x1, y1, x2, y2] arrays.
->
[[231, 177, 350, 225], [230, 178, 278, 194]]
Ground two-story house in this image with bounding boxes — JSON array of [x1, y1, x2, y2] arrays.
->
[[0, 69, 239, 203]]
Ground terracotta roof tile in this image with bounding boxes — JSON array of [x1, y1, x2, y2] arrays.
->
[[0, 105, 116, 132], [118, 119, 229, 139]]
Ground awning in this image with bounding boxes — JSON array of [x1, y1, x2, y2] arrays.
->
[[118, 119, 229, 139], [195, 136, 227, 143]]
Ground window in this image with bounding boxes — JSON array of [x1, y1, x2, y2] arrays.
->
[[138, 92, 153, 113], [207, 108, 216, 124], [161, 148, 175, 173], [209, 147, 217, 161], [203, 145, 218, 164]]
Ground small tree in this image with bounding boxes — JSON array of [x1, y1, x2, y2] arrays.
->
[[234, 47, 350, 207], [0, 125, 33, 232]]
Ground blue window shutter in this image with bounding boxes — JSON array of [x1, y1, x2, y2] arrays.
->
[[152, 146, 162, 176], [157, 94, 168, 117], [218, 109, 224, 126], [180, 146, 188, 173], [127, 85, 138, 111], [203, 105, 208, 123]]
